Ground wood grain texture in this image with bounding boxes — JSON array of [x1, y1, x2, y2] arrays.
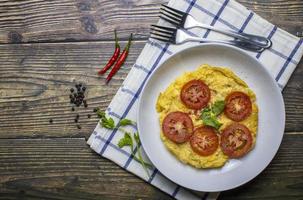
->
[[0, 138, 172, 200], [0, 0, 302, 199], [0, 41, 302, 139], [238, 0, 303, 37], [0, 134, 301, 200], [0, 0, 166, 44], [219, 133, 303, 200], [283, 59, 303, 132], [0, 0, 302, 44], [0, 41, 145, 138]]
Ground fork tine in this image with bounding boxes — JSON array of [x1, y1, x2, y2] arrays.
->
[[161, 4, 185, 16], [151, 25, 176, 33], [150, 35, 171, 43], [150, 32, 170, 41], [150, 33, 175, 44], [150, 31, 173, 40], [160, 7, 182, 20], [159, 15, 179, 26], [151, 27, 172, 36], [160, 10, 182, 24]]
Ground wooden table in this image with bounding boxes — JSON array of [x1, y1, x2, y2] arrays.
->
[[0, 0, 302, 199]]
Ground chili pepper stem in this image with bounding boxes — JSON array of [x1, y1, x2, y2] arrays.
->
[[125, 33, 132, 51], [114, 29, 120, 49]]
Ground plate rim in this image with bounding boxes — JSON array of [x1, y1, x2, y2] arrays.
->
[[137, 43, 285, 192]]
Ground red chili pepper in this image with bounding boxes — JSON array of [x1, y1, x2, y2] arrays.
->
[[106, 33, 132, 83], [98, 30, 120, 75]]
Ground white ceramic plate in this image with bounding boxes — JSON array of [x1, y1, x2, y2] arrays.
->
[[137, 44, 285, 192]]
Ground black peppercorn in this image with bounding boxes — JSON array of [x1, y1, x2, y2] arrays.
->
[[87, 114, 91, 118], [77, 125, 81, 129], [49, 119, 53, 124], [93, 108, 98, 112], [82, 87, 86, 92], [71, 107, 75, 111], [70, 88, 74, 93]]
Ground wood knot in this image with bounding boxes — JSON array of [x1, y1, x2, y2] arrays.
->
[[8, 31, 23, 43], [80, 16, 98, 34]]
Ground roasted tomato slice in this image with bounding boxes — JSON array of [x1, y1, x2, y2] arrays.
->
[[190, 126, 219, 156], [180, 80, 211, 110], [224, 91, 252, 122], [220, 123, 253, 158], [162, 111, 194, 143]]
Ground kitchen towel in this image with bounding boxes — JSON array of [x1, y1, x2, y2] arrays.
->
[[87, 0, 303, 199]]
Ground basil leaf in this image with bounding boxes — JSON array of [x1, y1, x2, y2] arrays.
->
[[203, 117, 222, 130], [201, 107, 222, 130], [201, 107, 212, 119], [212, 100, 225, 116]]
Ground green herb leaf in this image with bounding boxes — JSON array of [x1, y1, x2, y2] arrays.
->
[[119, 118, 134, 127], [96, 110, 106, 119], [201, 107, 222, 130], [100, 116, 116, 129], [211, 100, 225, 116], [117, 130, 152, 177], [118, 132, 133, 149], [203, 116, 222, 130]]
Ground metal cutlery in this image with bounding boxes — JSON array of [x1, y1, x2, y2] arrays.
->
[[159, 4, 271, 49], [150, 25, 265, 52]]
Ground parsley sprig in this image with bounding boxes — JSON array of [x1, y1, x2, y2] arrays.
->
[[95, 109, 152, 176]]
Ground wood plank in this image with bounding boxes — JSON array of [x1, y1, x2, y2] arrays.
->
[[283, 59, 303, 132], [219, 133, 303, 200], [0, 0, 302, 44], [0, 41, 145, 138], [0, 41, 302, 138], [0, 0, 166, 44], [238, 0, 303, 37], [0, 138, 172, 200], [0, 133, 301, 199]]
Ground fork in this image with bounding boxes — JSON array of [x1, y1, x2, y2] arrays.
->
[[160, 4, 272, 49], [150, 25, 265, 52]]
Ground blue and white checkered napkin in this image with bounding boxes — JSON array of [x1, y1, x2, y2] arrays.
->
[[88, 0, 303, 199]]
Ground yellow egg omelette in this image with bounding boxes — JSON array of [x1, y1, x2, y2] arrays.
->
[[156, 64, 258, 169]]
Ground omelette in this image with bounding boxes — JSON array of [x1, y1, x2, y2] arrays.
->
[[156, 65, 258, 169]]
